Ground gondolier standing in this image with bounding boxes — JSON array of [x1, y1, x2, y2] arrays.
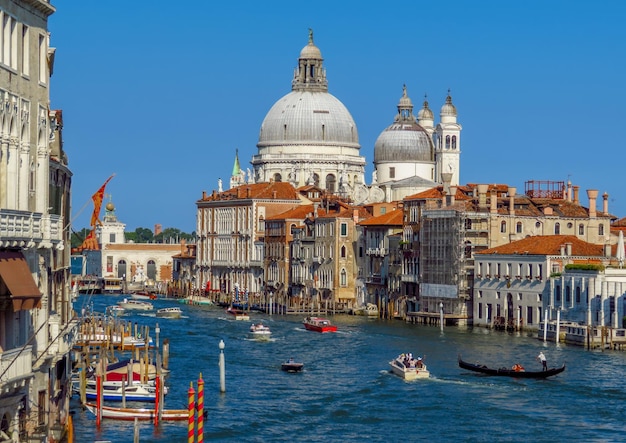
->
[[537, 351, 547, 371]]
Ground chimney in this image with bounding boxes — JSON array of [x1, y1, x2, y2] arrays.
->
[[567, 181, 572, 202], [490, 188, 497, 214], [313, 202, 319, 218], [272, 191, 277, 199], [587, 189, 598, 218], [154, 224, 162, 236], [603, 192, 608, 214], [247, 187, 251, 198], [441, 190, 447, 207], [441, 172, 453, 195], [508, 187, 516, 216], [573, 186, 580, 205], [203, 190, 207, 199], [449, 186, 457, 206], [565, 242, 572, 256], [477, 184, 488, 210], [353, 209, 359, 223], [605, 243, 612, 257], [560, 244, 565, 256]]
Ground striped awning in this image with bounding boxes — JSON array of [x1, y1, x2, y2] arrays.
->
[[0, 250, 42, 311]]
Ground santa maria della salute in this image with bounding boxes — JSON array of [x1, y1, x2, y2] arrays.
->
[[232, 29, 462, 203]]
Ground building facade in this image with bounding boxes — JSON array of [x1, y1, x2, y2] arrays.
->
[[0, 1, 76, 441]]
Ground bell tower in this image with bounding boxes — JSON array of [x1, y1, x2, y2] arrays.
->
[[434, 91, 462, 186]]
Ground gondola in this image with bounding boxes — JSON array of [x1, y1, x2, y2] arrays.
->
[[458, 356, 565, 378]]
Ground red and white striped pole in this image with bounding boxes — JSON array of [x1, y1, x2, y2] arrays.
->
[[187, 382, 196, 443], [96, 373, 102, 426], [154, 375, 160, 426], [197, 373, 204, 443]]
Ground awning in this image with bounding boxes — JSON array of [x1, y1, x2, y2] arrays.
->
[[0, 250, 42, 311]]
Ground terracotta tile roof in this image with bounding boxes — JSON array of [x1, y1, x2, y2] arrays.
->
[[476, 235, 604, 257], [403, 185, 472, 201], [200, 181, 298, 201], [265, 205, 320, 221], [358, 209, 403, 226]]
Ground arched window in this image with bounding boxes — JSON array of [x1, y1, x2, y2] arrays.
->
[[554, 223, 560, 235], [326, 174, 336, 192], [117, 260, 127, 279], [147, 260, 157, 281], [340, 268, 347, 287], [273, 173, 282, 182], [340, 245, 346, 258], [452, 135, 457, 149], [579, 224, 584, 235], [576, 286, 581, 303], [445, 135, 451, 149], [500, 221, 507, 233]]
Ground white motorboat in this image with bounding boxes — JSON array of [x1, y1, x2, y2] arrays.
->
[[353, 303, 379, 317], [389, 354, 430, 380], [156, 307, 182, 319], [118, 298, 153, 310], [227, 307, 250, 321], [249, 322, 271, 338]]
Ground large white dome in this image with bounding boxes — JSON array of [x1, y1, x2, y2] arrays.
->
[[258, 90, 359, 148]]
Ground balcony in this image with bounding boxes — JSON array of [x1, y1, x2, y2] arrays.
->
[[0, 346, 33, 386], [366, 247, 386, 256], [0, 210, 63, 247]]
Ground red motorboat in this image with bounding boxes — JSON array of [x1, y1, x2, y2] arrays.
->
[[303, 316, 337, 333]]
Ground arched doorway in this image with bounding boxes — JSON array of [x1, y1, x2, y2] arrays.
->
[[117, 259, 127, 279]]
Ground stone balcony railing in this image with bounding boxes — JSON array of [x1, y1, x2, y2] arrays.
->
[[0, 345, 33, 386], [0, 209, 63, 248]]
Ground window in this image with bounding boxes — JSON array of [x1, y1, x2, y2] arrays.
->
[[326, 174, 336, 192], [340, 245, 346, 258], [576, 286, 581, 303], [599, 224, 604, 236], [273, 173, 282, 182], [452, 135, 457, 149], [554, 222, 560, 235], [516, 222, 522, 234], [445, 135, 450, 149], [389, 167, 395, 179], [21, 24, 28, 75], [578, 224, 584, 235], [340, 222, 347, 237], [109, 233, 116, 243], [340, 268, 347, 286], [38, 33, 46, 83], [500, 221, 506, 233], [380, 207, 386, 214]]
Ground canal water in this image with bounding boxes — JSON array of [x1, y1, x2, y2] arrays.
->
[[71, 295, 626, 442]]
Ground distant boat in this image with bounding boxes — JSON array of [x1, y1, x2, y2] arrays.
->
[[118, 299, 153, 311], [103, 276, 124, 294], [458, 356, 566, 378], [77, 276, 103, 294], [249, 322, 271, 339], [131, 291, 157, 300], [156, 307, 182, 319], [281, 358, 304, 373], [303, 316, 337, 333], [353, 303, 379, 317], [389, 354, 430, 380], [227, 307, 250, 321]]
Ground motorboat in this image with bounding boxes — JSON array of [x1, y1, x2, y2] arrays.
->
[[249, 322, 272, 339], [353, 303, 379, 317], [118, 298, 153, 310], [131, 291, 158, 300], [77, 358, 160, 382], [281, 358, 304, 373], [106, 305, 125, 317], [80, 382, 167, 402], [389, 354, 430, 380], [226, 307, 250, 321], [156, 307, 182, 319], [84, 403, 189, 421], [458, 356, 565, 378], [303, 316, 337, 333]]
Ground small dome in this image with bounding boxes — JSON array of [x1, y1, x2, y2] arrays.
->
[[300, 29, 322, 60], [417, 99, 434, 121], [440, 93, 457, 117], [105, 202, 115, 211], [374, 121, 434, 163]]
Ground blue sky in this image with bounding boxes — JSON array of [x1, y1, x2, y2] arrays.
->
[[50, 0, 626, 233]]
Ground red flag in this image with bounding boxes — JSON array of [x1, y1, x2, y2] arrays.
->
[[90, 175, 114, 227]]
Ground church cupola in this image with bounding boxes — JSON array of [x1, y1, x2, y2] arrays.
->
[[417, 95, 434, 130], [292, 29, 328, 92], [440, 90, 458, 124]]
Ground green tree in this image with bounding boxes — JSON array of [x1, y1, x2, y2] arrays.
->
[[71, 227, 92, 249], [125, 227, 154, 243]]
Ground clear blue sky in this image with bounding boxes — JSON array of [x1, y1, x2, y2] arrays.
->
[[49, 0, 626, 233]]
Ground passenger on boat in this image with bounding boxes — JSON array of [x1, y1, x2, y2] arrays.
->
[[416, 357, 424, 368], [512, 363, 525, 372]]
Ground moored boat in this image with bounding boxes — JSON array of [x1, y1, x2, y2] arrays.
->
[[458, 356, 565, 378], [84, 403, 188, 421], [353, 303, 379, 317], [80, 382, 166, 402], [281, 358, 304, 373], [156, 307, 182, 319], [389, 354, 429, 380], [227, 307, 250, 321], [131, 291, 158, 300], [303, 316, 337, 333]]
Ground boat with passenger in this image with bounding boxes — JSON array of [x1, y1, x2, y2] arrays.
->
[[249, 322, 272, 339], [389, 353, 429, 380], [281, 358, 304, 373], [303, 316, 337, 333], [458, 356, 565, 378], [118, 298, 153, 311], [226, 307, 250, 321]]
